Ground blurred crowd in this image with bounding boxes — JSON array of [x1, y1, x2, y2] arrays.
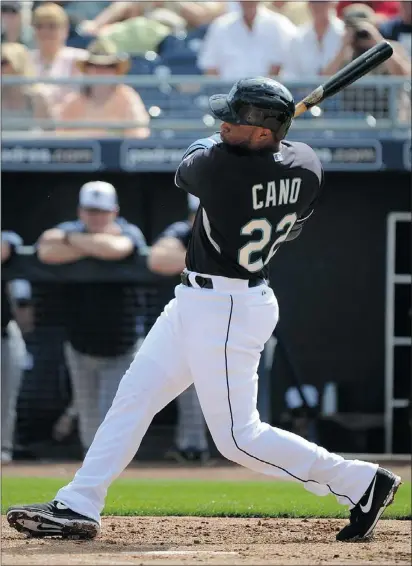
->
[[1, 1, 411, 135]]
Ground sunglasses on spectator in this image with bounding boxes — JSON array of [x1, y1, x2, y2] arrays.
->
[[34, 22, 62, 30]]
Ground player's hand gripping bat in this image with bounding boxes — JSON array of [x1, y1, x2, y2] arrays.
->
[[294, 41, 394, 118]]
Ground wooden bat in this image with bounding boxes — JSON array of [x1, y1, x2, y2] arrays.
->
[[294, 41, 394, 118]]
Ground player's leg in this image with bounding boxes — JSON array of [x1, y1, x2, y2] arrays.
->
[[177, 283, 399, 540], [1, 321, 25, 462], [173, 384, 209, 460], [256, 335, 276, 424], [64, 343, 100, 452], [7, 299, 193, 538]]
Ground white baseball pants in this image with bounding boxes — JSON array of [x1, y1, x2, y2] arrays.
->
[[56, 274, 378, 523]]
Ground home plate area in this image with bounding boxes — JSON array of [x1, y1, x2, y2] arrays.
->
[[2, 515, 410, 565]]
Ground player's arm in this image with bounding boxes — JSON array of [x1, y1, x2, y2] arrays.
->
[[67, 222, 147, 261], [66, 232, 134, 260], [1, 241, 12, 263], [37, 228, 87, 264], [175, 134, 220, 195], [1, 231, 23, 263], [148, 237, 187, 275]]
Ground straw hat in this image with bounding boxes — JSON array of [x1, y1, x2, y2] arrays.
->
[[1, 42, 35, 77], [76, 37, 130, 75]]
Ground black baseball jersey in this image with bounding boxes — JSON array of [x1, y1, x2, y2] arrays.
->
[[175, 134, 324, 280]]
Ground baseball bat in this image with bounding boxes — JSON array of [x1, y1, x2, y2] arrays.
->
[[294, 41, 394, 118]]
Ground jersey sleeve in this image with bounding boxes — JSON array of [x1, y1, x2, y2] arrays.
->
[[118, 221, 148, 251], [1, 231, 23, 249], [285, 155, 324, 242], [155, 221, 191, 248], [175, 134, 221, 197]]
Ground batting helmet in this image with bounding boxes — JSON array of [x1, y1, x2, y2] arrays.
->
[[209, 77, 295, 140]]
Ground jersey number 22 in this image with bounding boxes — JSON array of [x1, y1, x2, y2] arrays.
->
[[238, 213, 298, 273]]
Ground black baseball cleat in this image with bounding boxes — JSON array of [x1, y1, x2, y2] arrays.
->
[[6, 500, 100, 539], [336, 468, 401, 542]]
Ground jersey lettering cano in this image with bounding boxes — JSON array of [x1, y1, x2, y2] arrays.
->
[[175, 134, 324, 280]]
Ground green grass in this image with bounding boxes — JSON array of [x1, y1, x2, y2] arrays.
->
[[2, 478, 411, 519]]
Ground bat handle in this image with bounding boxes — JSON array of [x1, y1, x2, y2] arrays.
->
[[294, 86, 325, 118], [294, 101, 309, 118]]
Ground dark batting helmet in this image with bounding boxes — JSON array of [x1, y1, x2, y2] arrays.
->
[[209, 77, 295, 140]]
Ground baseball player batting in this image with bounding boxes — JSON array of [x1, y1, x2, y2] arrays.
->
[[7, 77, 401, 543]]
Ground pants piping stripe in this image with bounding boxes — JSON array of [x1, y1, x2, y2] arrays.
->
[[224, 294, 355, 507]]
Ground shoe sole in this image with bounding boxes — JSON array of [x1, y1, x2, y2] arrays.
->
[[6, 509, 99, 540], [344, 475, 402, 542]]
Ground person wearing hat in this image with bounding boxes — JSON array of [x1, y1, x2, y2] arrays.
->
[[1, 42, 54, 132], [337, 1, 400, 23], [1, 1, 33, 46], [29, 3, 87, 112], [322, 2, 410, 76], [379, 1, 412, 58], [37, 181, 147, 453], [58, 37, 150, 138], [148, 195, 210, 464]]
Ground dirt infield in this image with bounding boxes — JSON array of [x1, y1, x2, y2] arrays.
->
[[2, 461, 411, 565], [2, 516, 411, 565]]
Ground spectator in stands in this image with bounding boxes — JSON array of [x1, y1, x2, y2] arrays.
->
[[322, 3, 411, 76], [198, 0, 296, 80], [1, 231, 27, 464], [29, 2, 86, 113], [77, 1, 224, 37], [380, 0, 412, 57], [281, 1, 344, 78], [1, 1, 33, 45], [1, 42, 54, 132], [323, 3, 410, 123], [37, 181, 147, 453], [148, 194, 210, 464], [58, 38, 150, 138], [337, 1, 400, 23], [31, 1, 111, 49], [267, 1, 311, 26], [96, 12, 181, 56], [32, 1, 111, 31]]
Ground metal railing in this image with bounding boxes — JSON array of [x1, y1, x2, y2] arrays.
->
[[2, 75, 410, 136]]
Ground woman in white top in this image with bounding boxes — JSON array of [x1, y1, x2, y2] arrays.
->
[[2, 42, 53, 133], [29, 2, 86, 114]]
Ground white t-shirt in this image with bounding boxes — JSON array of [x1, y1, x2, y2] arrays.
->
[[29, 46, 86, 110], [280, 16, 345, 78], [198, 7, 296, 80]]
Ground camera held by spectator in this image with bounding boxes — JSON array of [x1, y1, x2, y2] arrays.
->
[[322, 3, 410, 77]]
